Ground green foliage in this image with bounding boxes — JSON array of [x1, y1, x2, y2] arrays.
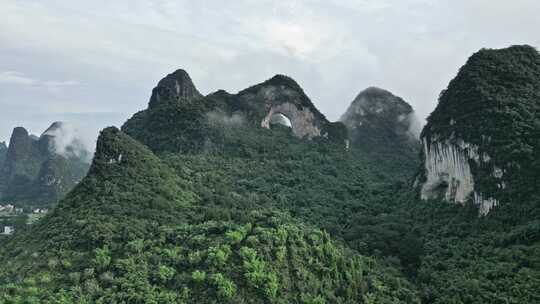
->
[[191, 270, 206, 283], [157, 265, 176, 282], [406, 198, 540, 303], [93, 246, 111, 271], [207, 245, 231, 267], [0, 127, 418, 303], [211, 273, 237, 299]]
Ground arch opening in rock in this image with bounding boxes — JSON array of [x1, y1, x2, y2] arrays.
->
[[261, 103, 322, 139], [269, 113, 292, 129]]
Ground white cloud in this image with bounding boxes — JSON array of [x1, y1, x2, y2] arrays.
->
[[0, 71, 37, 85], [0, 71, 78, 92]]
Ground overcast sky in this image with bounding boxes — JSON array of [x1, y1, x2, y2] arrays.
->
[[1, 0, 539, 147]]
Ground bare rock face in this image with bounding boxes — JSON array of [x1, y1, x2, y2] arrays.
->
[[0, 127, 43, 193], [237, 75, 330, 140], [419, 136, 497, 215], [261, 102, 321, 139]]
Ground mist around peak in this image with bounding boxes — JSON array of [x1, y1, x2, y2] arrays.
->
[[41, 121, 93, 163]]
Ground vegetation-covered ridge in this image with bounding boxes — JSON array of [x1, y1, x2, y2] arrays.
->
[[0, 127, 420, 303]]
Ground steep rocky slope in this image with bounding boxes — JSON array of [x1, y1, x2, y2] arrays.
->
[[417, 45, 540, 215], [0, 122, 90, 206]]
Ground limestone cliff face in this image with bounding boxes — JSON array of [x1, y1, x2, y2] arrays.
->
[[417, 45, 540, 215], [237, 75, 333, 140], [260, 103, 320, 139], [419, 136, 497, 215]]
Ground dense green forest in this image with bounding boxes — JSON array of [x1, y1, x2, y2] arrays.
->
[[0, 128, 419, 303], [1, 45, 540, 303]]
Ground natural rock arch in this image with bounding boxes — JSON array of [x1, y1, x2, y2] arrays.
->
[[268, 112, 292, 128], [261, 103, 322, 139], [123, 71, 348, 150]]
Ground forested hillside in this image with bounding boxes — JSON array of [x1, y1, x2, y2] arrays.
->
[[0, 128, 419, 303]]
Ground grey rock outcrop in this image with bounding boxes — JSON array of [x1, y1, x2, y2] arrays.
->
[[419, 136, 497, 215], [260, 102, 321, 139], [237, 75, 332, 140]]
